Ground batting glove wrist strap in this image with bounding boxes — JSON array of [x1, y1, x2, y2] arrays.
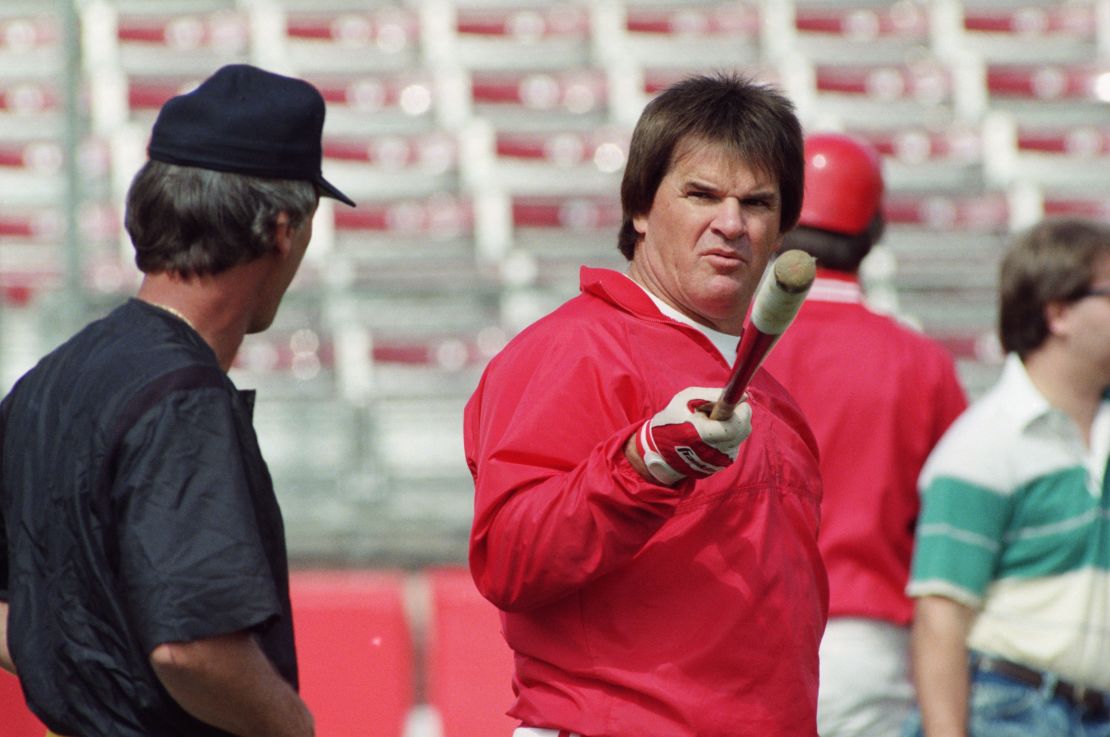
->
[[636, 420, 686, 486]]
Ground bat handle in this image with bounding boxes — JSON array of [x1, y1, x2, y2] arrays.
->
[[704, 250, 816, 424], [706, 327, 774, 421], [708, 399, 735, 421]]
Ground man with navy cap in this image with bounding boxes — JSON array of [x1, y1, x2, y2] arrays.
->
[[0, 64, 353, 737]]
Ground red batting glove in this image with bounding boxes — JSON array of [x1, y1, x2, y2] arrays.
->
[[635, 386, 752, 485]]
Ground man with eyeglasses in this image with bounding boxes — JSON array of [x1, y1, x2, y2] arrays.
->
[[904, 216, 1110, 737]]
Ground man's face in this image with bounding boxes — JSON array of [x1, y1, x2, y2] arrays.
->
[[1059, 253, 1110, 381], [249, 208, 316, 334], [629, 138, 784, 335]]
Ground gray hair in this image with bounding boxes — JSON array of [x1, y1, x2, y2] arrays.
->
[[125, 160, 318, 277]]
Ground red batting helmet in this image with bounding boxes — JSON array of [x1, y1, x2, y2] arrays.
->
[[799, 132, 884, 236]]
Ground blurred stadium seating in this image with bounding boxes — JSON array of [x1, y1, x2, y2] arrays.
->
[[6, 0, 1085, 583], [4, 0, 1106, 730]]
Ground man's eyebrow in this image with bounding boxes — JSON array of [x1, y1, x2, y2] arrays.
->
[[676, 171, 780, 200]]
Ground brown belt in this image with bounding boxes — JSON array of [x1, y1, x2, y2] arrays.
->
[[976, 654, 1110, 718]]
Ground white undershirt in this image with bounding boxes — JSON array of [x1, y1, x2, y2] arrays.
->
[[622, 272, 740, 362]]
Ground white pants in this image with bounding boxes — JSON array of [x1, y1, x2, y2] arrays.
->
[[818, 618, 914, 737], [513, 728, 582, 737]]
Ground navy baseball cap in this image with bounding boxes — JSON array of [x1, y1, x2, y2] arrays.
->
[[148, 64, 355, 207]]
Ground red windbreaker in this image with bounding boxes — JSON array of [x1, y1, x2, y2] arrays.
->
[[763, 270, 968, 624], [464, 267, 828, 737]]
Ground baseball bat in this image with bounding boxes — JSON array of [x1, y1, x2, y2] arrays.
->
[[709, 249, 817, 421]]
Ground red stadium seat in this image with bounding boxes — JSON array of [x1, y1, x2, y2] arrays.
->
[[332, 194, 474, 237], [123, 74, 203, 117], [989, 122, 1110, 191], [884, 191, 1010, 231], [1016, 126, 1110, 156], [984, 63, 1100, 100], [0, 79, 58, 115], [1042, 195, 1110, 220], [308, 71, 439, 135], [468, 67, 609, 131], [808, 60, 960, 129], [0, 15, 58, 55], [978, 61, 1110, 131], [504, 192, 625, 287], [289, 570, 415, 737], [0, 210, 61, 242], [618, 2, 761, 70], [447, 3, 592, 72], [321, 131, 459, 201], [282, 7, 420, 73], [640, 65, 781, 98], [851, 125, 981, 163], [475, 128, 628, 197], [814, 62, 953, 100], [791, 2, 930, 65], [843, 123, 984, 193], [795, 4, 928, 38], [495, 128, 625, 166], [111, 9, 251, 76], [425, 566, 517, 737], [327, 192, 479, 291], [0, 673, 47, 737], [0, 12, 59, 81], [963, 3, 1094, 36], [324, 132, 456, 172], [456, 4, 589, 42], [114, 11, 250, 55], [956, 2, 1097, 64], [511, 193, 620, 230]]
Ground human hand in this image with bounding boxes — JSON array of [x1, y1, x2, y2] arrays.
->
[[634, 386, 752, 485]]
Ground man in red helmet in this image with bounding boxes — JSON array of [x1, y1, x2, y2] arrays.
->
[[763, 132, 968, 737]]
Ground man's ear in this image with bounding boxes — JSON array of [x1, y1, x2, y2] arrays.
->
[[273, 212, 293, 257], [1044, 299, 1072, 338]]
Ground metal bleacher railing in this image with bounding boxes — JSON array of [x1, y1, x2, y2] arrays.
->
[[3, 0, 1110, 567]]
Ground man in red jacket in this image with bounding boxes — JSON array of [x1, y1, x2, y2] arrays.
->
[[763, 132, 968, 737], [464, 73, 828, 737]]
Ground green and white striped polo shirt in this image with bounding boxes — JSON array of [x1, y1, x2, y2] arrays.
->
[[908, 353, 1110, 689]]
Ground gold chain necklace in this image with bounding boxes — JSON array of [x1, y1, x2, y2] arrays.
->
[[148, 302, 198, 333]]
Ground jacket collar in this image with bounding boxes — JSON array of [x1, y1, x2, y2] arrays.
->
[[579, 266, 665, 319], [807, 268, 863, 304], [578, 266, 739, 362]]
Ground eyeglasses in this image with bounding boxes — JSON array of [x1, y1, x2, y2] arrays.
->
[[1076, 286, 1110, 300]]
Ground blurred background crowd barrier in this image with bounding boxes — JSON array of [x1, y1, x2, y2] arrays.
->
[[2, 1, 1109, 733], [6, 0, 1109, 565]]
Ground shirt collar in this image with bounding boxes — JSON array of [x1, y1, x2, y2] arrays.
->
[[806, 268, 863, 304], [631, 278, 741, 361], [997, 352, 1056, 432]]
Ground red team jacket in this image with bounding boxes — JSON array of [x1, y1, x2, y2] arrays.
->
[[763, 270, 967, 624], [464, 267, 828, 737]]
